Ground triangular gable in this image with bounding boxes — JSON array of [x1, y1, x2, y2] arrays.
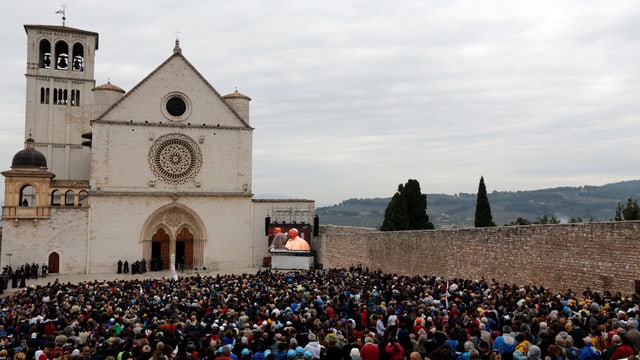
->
[[95, 50, 251, 129]]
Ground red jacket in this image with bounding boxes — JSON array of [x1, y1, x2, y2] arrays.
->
[[611, 344, 634, 360], [385, 343, 405, 360]]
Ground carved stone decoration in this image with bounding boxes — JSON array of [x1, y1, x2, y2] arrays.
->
[[165, 211, 184, 228], [148, 133, 202, 185]]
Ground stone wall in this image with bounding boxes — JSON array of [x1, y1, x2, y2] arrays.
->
[[314, 221, 640, 294]]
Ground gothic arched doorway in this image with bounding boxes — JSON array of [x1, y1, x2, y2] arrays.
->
[[48, 252, 59, 273], [141, 204, 206, 272]]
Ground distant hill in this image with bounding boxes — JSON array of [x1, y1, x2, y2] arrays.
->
[[315, 180, 640, 229]]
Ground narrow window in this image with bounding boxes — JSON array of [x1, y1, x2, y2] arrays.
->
[[72, 43, 84, 71], [39, 39, 51, 69], [45, 88, 50, 104]]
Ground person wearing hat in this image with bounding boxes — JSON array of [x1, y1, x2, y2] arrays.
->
[[240, 348, 251, 360], [285, 349, 296, 359], [217, 345, 234, 360], [284, 229, 310, 251]]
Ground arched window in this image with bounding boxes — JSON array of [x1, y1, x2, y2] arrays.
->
[[72, 43, 84, 71], [55, 41, 69, 70], [64, 190, 75, 206], [51, 190, 61, 206], [20, 185, 36, 207], [78, 190, 89, 207], [39, 39, 51, 68]]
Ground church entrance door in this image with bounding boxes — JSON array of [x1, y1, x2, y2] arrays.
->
[[151, 228, 170, 270], [48, 252, 59, 273], [143, 205, 205, 271], [176, 227, 194, 269]]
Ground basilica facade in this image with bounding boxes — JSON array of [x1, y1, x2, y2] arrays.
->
[[1, 23, 315, 274]]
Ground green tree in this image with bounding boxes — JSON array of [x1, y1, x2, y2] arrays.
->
[[474, 176, 495, 227], [509, 217, 531, 226], [536, 213, 560, 224], [380, 191, 409, 231], [614, 197, 640, 221], [381, 179, 434, 231]]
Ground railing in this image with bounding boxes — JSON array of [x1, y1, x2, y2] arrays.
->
[[2, 206, 51, 219]]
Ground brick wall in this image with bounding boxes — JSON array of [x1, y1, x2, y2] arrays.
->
[[315, 221, 640, 294]]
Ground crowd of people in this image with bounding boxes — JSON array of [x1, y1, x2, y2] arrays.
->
[[0, 266, 639, 360]]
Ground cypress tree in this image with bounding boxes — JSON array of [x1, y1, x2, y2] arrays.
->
[[381, 179, 434, 231], [475, 176, 496, 227], [380, 190, 409, 231]]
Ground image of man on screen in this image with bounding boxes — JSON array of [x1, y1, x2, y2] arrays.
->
[[285, 228, 310, 251], [270, 227, 288, 252]]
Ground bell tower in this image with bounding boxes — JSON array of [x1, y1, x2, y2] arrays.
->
[[23, 23, 98, 181]]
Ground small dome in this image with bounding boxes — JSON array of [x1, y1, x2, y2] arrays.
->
[[223, 89, 251, 101], [11, 138, 47, 169], [93, 81, 125, 93]]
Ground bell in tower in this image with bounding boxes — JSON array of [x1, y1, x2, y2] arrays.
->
[[57, 54, 68, 69], [43, 53, 51, 68], [72, 56, 82, 71]]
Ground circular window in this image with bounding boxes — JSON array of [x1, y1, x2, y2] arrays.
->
[[148, 133, 202, 184], [166, 97, 186, 117], [161, 92, 191, 121]]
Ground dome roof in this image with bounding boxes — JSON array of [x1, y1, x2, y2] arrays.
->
[[93, 81, 125, 93], [11, 138, 47, 169], [223, 89, 251, 100]]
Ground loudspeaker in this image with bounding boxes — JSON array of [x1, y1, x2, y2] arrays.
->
[[313, 215, 319, 237], [264, 216, 271, 236]]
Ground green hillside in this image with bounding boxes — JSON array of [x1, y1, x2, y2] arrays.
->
[[316, 180, 640, 229]]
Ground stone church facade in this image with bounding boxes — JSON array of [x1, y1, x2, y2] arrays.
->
[[1, 23, 315, 274]]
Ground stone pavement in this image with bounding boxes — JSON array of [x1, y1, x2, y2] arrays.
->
[[0, 266, 261, 297]]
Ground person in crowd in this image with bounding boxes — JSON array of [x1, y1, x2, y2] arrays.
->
[[270, 229, 289, 252], [493, 326, 516, 355]]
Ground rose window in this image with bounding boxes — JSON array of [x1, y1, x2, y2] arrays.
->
[[148, 134, 202, 184]]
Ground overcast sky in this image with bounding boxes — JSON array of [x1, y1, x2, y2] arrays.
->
[[1, 1, 640, 206]]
